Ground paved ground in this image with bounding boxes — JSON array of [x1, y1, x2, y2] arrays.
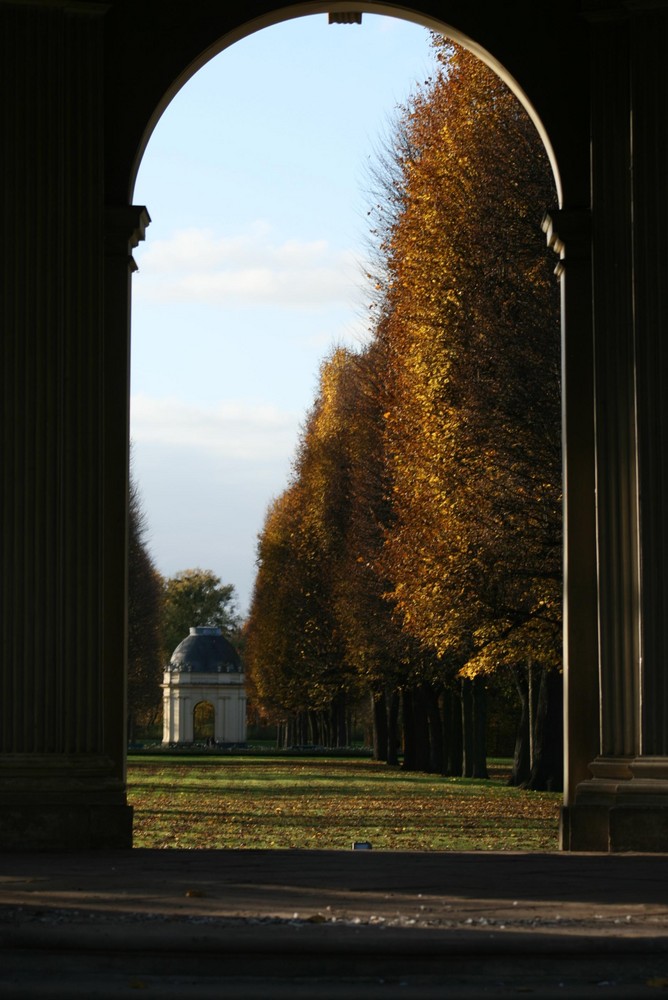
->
[[1, 849, 668, 997]]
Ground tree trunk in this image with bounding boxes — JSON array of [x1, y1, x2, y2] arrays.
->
[[308, 710, 317, 745], [335, 694, 348, 747], [452, 699, 464, 776], [527, 660, 540, 770], [372, 691, 389, 762], [412, 684, 432, 772], [461, 678, 474, 777], [441, 688, 453, 775], [445, 684, 463, 776], [527, 668, 564, 791], [425, 683, 445, 773], [401, 687, 417, 770], [471, 676, 488, 779], [509, 664, 531, 786], [387, 689, 400, 766]]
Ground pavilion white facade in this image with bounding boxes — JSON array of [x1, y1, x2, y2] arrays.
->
[[162, 627, 247, 745]]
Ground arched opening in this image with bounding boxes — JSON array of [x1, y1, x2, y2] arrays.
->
[[193, 701, 215, 742], [129, 5, 568, 852], [128, 6, 562, 207]]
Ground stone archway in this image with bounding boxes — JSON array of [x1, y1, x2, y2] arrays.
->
[[2, 0, 667, 851], [119, 3, 594, 843]]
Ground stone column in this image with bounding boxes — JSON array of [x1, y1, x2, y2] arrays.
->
[[104, 203, 150, 766], [0, 1, 136, 849], [591, 10, 641, 767], [216, 697, 226, 742], [566, 2, 668, 850], [632, 5, 668, 759], [162, 674, 173, 744], [543, 209, 599, 818], [173, 688, 185, 744], [183, 697, 194, 743], [238, 689, 248, 743]]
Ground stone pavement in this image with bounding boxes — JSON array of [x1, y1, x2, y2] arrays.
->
[[1, 849, 668, 997]]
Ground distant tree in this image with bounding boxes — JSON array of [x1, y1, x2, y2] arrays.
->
[[127, 477, 163, 738], [162, 568, 241, 659], [245, 351, 363, 748], [244, 486, 323, 738]]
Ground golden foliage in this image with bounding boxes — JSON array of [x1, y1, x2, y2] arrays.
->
[[245, 39, 562, 752], [374, 41, 561, 676]]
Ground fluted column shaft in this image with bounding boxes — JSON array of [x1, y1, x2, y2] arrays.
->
[[543, 210, 599, 806], [565, 1, 668, 850], [0, 2, 140, 848], [103, 205, 150, 775], [590, 9, 641, 760], [587, 2, 668, 764], [1, 2, 106, 759], [632, 7, 668, 756]]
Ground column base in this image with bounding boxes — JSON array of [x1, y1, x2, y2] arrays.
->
[[562, 802, 668, 852], [562, 756, 668, 851], [0, 801, 133, 850], [0, 754, 133, 850]]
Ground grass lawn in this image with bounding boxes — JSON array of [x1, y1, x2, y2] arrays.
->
[[128, 756, 561, 852]]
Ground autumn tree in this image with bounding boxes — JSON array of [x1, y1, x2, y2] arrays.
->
[[162, 568, 241, 660], [246, 39, 562, 784], [127, 477, 163, 738], [372, 40, 562, 786], [245, 487, 323, 743], [245, 483, 355, 748], [317, 335, 434, 768], [246, 341, 450, 768], [246, 350, 373, 748], [327, 336, 401, 762]]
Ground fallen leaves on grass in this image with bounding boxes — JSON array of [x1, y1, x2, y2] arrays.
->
[[127, 756, 560, 852]]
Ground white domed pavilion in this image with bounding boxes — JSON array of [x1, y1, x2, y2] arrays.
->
[[161, 626, 246, 746]]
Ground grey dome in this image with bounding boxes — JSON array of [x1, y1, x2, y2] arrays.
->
[[168, 626, 242, 674]]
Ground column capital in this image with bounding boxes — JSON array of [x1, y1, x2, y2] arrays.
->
[[542, 209, 591, 276], [105, 205, 150, 272]]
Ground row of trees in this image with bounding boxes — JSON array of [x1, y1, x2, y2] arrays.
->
[[127, 487, 241, 738], [244, 40, 563, 789]]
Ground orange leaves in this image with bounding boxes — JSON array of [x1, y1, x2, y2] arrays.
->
[[372, 42, 561, 676]]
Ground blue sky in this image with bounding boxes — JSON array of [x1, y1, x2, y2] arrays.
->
[[130, 13, 437, 616]]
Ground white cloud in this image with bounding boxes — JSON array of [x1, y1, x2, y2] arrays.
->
[[130, 398, 303, 613], [133, 225, 366, 309], [130, 437, 286, 615], [130, 393, 301, 463]]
